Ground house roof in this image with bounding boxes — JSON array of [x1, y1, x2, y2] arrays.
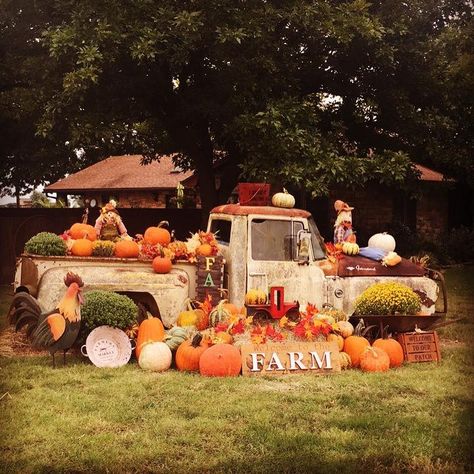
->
[[45, 154, 447, 194], [415, 164, 445, 182], [45, 155, 193, 193]]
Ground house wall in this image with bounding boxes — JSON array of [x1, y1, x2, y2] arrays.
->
[[416, 184, 449, 238], [307, 183, 450, 245], [77, 190, 200, 209]]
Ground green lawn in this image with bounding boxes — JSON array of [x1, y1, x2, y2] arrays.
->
[[0, 268, 473, 473]]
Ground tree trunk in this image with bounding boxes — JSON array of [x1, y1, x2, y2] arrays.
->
[[15, 186, 20, 208], [189, 122, 218, 228]]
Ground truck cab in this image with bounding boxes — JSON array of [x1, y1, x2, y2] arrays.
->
[[209, 205, 329, 309]]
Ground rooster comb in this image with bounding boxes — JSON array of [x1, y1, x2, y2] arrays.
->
[[64, 272, 84, 287]]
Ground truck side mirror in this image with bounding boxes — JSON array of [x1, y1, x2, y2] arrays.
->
[[296, 230, 311, 263]]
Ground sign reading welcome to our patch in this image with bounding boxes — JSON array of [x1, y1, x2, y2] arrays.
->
[[240, 341, 341, 376]]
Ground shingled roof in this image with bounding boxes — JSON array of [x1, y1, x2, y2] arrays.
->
[[45, 155, 193, 192]]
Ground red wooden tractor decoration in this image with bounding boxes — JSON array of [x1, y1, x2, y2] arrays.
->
[[246, 286, 299, 321]]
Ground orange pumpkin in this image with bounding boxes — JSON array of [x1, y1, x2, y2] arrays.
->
[[69, 223, 97, 241], [144, 221, 171, 246], [360, 346, 390, 372], [152, 256, 172, 274], [373, 338, 404, 368], [196, 243, 213, 257], [343, 321, 370, 368], [71, 238, 93, 257], [136, 316, 165, 359], [175, 333, 210, 372], [115, 240, 139, 258], [199, 343, 241, 377]]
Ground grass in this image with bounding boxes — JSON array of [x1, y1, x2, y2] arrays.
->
[[1, 267, 473, 473]]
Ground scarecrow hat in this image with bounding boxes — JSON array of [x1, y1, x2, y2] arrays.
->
[[101, 199, 119, 214], [334, 199, 354, 214]]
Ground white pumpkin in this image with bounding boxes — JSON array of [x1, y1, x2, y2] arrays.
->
[[138, 341, 172, 371], [368, 232, 396, 252], [271, 188, 295, 208]]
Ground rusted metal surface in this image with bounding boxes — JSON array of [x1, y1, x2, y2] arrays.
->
[[211, 204, 311, 218], [16, 255, 196, 328]]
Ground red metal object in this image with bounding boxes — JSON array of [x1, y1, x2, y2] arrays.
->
[[246, 286, 299, 319], [238, 183, 271, 206]]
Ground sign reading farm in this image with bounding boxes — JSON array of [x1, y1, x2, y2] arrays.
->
[[240, 341, 341, 376]]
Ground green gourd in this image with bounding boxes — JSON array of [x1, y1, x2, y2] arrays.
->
[[164, 326, 190, 351]]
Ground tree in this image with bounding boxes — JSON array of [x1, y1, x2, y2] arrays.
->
[[1, 0, 472, 214]]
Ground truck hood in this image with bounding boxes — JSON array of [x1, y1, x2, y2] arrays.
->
[[337, 255, 425, 277]]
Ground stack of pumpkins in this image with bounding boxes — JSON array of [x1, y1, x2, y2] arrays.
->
[[135, 298, 243, 377], [326, 315, 405, 372]]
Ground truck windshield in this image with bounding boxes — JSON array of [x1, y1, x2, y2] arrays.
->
[[308, 216, 327, 260], [210, 219, 232, 245], [251, 219, 303, 261]]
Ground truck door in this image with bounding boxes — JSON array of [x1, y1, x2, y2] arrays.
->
[[246, 216, 326, 309]]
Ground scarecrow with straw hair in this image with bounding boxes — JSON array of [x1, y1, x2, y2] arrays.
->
[[333, 200, 356, 244], [94, 200, 129, 241]]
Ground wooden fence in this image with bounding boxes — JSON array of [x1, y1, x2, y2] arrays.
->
[[0, 208, 203, 284]]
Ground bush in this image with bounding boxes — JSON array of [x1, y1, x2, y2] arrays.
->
[[354, 282, 421, 315], [24, 232, 67, 256], [81, 290, 138, 333]]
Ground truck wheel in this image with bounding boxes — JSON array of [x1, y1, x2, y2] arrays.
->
[[285, 308, 300, 322]]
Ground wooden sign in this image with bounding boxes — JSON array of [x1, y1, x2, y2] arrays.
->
[[397, 331, 441, 363], [240, 341, 341, 376], [196, 256, 224, 302]]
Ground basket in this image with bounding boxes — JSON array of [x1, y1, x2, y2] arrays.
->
[[81, 326, 135, 368], [238, 183, 270, 206]]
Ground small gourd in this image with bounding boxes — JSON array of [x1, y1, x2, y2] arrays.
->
[[209, 300, 232, 327], [177, 299, 207, 329], [245, 289, 267, 305], [326, 333, 344, 351], [271, 188, 295, 208], [336, 321, 354, 338], [382, 251, 402, 267], [163, 326, 190, 351], [342, 242, 360, 256], [339, 351, 352, 369]]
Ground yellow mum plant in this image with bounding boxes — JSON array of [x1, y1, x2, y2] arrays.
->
[[354, 282, 421, 315]]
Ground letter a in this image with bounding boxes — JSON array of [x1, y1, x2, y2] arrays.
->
[[204, 273, 215, 287]]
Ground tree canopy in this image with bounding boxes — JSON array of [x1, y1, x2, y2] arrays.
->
[[1, 0, 472, 212]]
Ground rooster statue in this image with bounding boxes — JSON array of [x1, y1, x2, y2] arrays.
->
[[8, 272, 84, 367]]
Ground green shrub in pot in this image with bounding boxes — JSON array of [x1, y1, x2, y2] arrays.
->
[[24, 232, 68, 256]]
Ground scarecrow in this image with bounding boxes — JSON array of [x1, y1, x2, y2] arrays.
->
[[94, 200, 129, 241], [333, 200, 356, 244]]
